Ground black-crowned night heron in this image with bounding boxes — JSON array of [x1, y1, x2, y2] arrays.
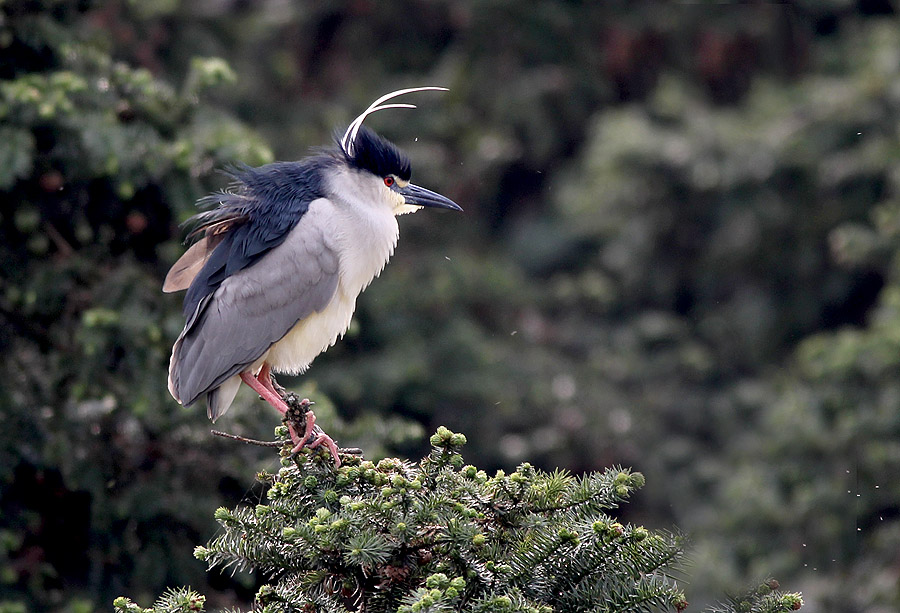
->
[[164, 87, 461, 467]]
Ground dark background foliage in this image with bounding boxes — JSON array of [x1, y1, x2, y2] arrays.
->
[[1, 1, 898, 611]]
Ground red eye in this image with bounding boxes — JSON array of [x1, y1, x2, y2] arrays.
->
[[384, 176, 395, 187]]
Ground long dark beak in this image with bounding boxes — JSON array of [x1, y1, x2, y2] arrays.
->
[[399, 183, 463, 211]]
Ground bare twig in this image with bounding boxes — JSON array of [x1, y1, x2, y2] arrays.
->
[[211, 429, 364, 455], [211, 430, 284, 447]]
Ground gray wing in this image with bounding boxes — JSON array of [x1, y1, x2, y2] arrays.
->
[[168, 209, 340, 409]]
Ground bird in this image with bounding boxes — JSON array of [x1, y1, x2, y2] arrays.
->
[[163, 87, 461, 467]]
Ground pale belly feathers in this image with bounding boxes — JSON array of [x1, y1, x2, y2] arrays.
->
[[263, 289, 358, 374], [261, 189, 401, 375]]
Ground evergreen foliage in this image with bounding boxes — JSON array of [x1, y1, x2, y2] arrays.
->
[[113, 428, 802, 613], [703, 580, 802, 613]]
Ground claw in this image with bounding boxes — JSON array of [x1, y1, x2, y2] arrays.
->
[[306, 432, 342, 468]]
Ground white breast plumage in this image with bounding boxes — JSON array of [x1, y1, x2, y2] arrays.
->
[[264, 175, 401, 374]]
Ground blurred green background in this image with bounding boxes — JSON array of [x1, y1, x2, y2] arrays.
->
[[1, 1, 899, 611]]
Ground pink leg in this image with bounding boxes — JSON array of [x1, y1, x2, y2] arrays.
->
[[240, 371, 304, 447], [240, 370, 288, 414], [256, 363, 278, 396]]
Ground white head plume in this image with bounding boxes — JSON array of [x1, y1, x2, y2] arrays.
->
[[340, 86, 449, 157]]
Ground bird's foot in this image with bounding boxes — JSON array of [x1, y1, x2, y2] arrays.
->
[[239, 369, 346, 466], [294, 432, 342, 468], [284, 396, 341, 468]]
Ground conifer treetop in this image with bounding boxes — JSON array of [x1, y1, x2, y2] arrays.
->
[[114, 427, 802, 613]]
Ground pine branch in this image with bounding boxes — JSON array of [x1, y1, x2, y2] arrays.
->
[[116, 427, 802, 613], [703, 580, 803, 613]]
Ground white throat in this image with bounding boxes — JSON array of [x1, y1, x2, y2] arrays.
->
[[326, 167, 406, 296]]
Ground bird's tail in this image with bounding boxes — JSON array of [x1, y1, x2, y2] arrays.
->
[[206, 375, 241, 422], [167, 338, 184, 404]]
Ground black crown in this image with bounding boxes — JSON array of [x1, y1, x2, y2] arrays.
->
[[343, 126, 412, 181]]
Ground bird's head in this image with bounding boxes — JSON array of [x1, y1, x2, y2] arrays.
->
[[334, 87, 462, 216]]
